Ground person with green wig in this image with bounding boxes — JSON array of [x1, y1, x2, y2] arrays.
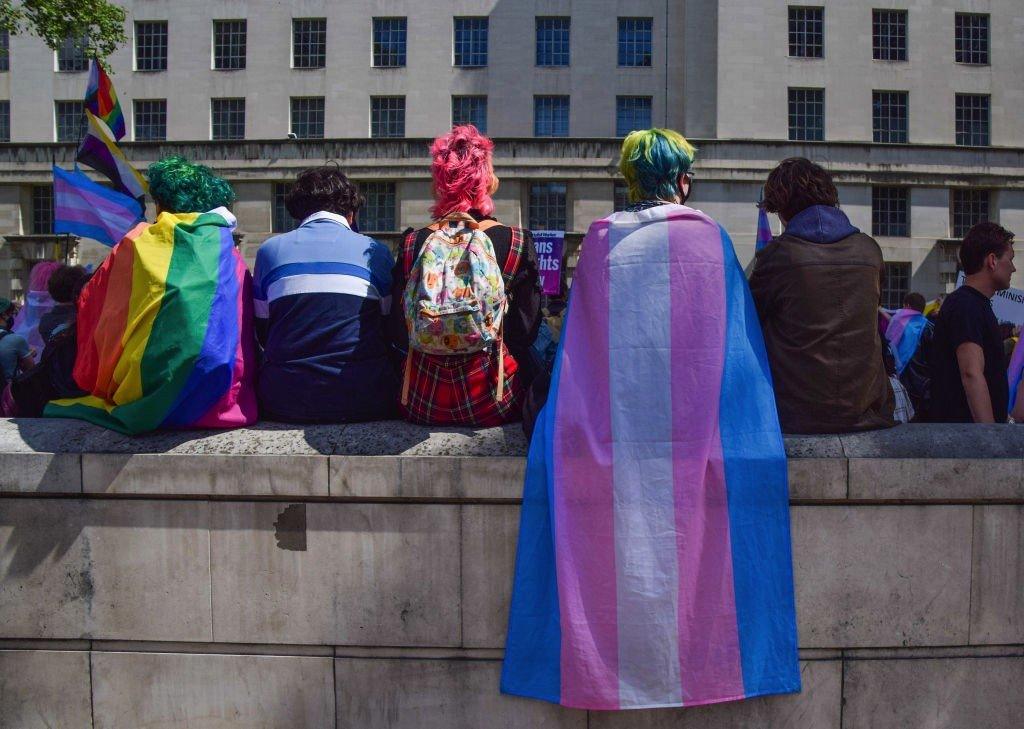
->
[[45, 156, 258, 434]]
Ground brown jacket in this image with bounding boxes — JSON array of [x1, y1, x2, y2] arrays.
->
[[749, 208, 894, 434]]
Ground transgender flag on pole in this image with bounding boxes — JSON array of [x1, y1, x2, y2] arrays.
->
[[53, 165, 144, 247], [501, 204, 800, 710]]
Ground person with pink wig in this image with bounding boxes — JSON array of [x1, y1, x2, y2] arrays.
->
[[388, 125, 542, 426], [12, 261, 61, 355]]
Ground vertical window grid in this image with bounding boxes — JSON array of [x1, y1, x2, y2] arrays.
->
[[618, 17, 653, 67], [370, 96, 405, 138], [32, 185, 54, 235], [613, 180, 630, 212], [0, 100, 9, 142], [290, 97, 325, 139], [0, 30, 9, 72], [872, 10, 907, 61], [213, 20, 246, 70], [788, 7, 824, 58], [372, 18, 407, 67], [529, 182, 567, 231], [536, 17, 570, 66], [788, 88, 824, 141], [615, 96, 652, 137], [135, 21, 168, 71], [360, 182, 396, 231], [881, 262, 911, 309], [955, 94, 990, 146], [534, 95, 569, 137], [134, 99, 167, 141], [952, 189, 989, 239], [211, 98, 245, 140], [55, 101, 86, 142], [453, 17, 488, 67], [57, 35, 89, 71], [293, 18, 326, 69], [872, 187, 909, 237], [452, 96, 487, 133], [272, 182, 298, 233], [955, 13, 989, 65], [872, 91, 908, 143]]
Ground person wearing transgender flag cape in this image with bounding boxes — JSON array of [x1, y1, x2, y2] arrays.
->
[[501, 129, 801, 710]]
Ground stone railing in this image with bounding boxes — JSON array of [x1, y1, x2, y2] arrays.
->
[[1, 418, 1022, 728]]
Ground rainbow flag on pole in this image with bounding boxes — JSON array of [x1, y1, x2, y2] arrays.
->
[[53, 165, 143, 246], [76, 110, 148, 201], [85, 60, 126, 140], [45, 208, 257, 434], [502, 205, 800, 710]]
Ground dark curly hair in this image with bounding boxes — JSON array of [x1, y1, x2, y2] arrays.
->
[[960, 221, 1015, 275], [147, 156, 235, 213], [762, 157, 839, 222], [284, 166, 364, 222], [47, 265, 89, 304]]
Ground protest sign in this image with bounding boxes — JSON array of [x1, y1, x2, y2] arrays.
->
[[956, 271, 1024, 325], [532, 230, 564, 296]]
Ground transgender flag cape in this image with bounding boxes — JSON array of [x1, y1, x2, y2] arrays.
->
[[45, 208, 256, 434], [884, 308, 929, 375], [501, 204, 800, 710]]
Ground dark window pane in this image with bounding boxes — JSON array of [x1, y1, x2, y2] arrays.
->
[[788, 6, 824, 58], [616, 96, 651, 137], [534, 95, 569, 137], [951, 189, 989, 239], [873, 90, 908, 143], [272, 182, 298, 233], [32, 185, 54, 234], [452, 96, 487, 133], [373, 17, 407, 67], [370, 96, 405, 138], [454, 17, 488, 67], [360, 182, 396, 231], [788, 87, 824, 141], [881, 262, 910, 309], [293, 18, 326, 69], [536, 17, 570, 66], [290, 97, 324, 138], [136, 21, 168, 71], [955, 94, 990, 146], [55, 101, 86, 142], [529, 182, 567, 231], [211, 98, 245, 140], [213, 20, 246, 70], [872, 187, 909, 237], [0, 31, 9, 72], [955, 13, 989, 64], [872, 10, 907, 61], [618, 17, 652, 66], [134, 99, 167, 141], [0, 100, 9, 142], [57, 35, 89, 72]]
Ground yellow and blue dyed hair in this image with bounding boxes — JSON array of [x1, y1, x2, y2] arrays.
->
[[618, 129, 697, 203]]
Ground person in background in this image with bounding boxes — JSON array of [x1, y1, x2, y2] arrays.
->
[[253, 166, 398, 422], [885, 292, 931, 377], [931, 222, 1016, 423], [750, 157, 894, 433], [11, 261, 60, 355], [38, 265, 89, 345], [0, 298, 36, 415]]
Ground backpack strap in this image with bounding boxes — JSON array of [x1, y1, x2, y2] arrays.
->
[[502, 226, 526, 287], [401, 229, 420, 277]]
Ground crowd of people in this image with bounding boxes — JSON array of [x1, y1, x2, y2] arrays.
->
[[0, 124, 1017, 434]]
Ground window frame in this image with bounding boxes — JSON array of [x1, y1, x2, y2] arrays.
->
[[617, 17, 653, 67], [451, 95, 488, 133], [536, 16, 570, 67], [453, 17, 489, 67], [290, 96, 325, 139], [951, 189, 990, 239], [871, 186, 910, 238], [272, 182, 298, 233], [370, 96, 406, 138], [211, 97, 245, 141], [292, 18, 327, 69], [788, 6, 824, 59], [881, 261, 911, 309], [213, 19, 247, 71], [534, 95, 570, 137], [135, 20, 168, 72], [54, 100, 86, 142], [615, 96, 653, 137], [57, 35, 89, 72], [529, 182, 568, 231], [133, 99, 167, 141], [872, 9, 907, 62], [32, 184, 54, 235], [787, 87, 825, 141], [359, 181, 397, 232], [954, 12, 990, 65], [372, 17, 407, 68], [872, 90, 909, 144]]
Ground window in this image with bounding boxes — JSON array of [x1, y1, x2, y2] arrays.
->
[[881, 262, 910, 309], [211, 98, 245, 140], [616, 96, 652, 137], [613, 180, 630, 212], [0, 30, 9, 72], [872, 187, 909, 237], [213, 20, 246, 70], [293, 18, 326, 69], [788, 7, 823, 58], [57, 35, 88, 72], [290, 97, 324, 138], [452, 96, 487, 133], [32, 185, 54, 234], [0, 100, 8, 142], [951, 189, 989, 239], [872, 9, 907, 61], [55, 101, 86, 142], [873, 91, 908, 143], [454, 17, 488, 67], [135, 21, 168, 71], [372, 17, 407, 67], [536, 17, 570, 66], [955, 13, 989, 65], [618, 18, 652, 66], [955, 94, 990, 146], [134, 99, 167, 141], [360, 182, 396, 231], [529, 183, 567, 231], [788, 88, 824, 141], [534, 95, 569, 137], [272, 182, 298, 233], [371, 96, 405, 138]]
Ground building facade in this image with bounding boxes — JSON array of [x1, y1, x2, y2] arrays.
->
[[0, 0, 1022, 305]]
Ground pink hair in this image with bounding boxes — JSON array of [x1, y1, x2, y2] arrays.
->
[[429, 125, 495, 219], [28, 261, 61, 292]]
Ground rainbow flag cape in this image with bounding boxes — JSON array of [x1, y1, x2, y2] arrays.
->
[[76, 110, 148, 201], [45, 208, 257, 434], [53, 165, 143, 246], [884, 308, 929, 375], [85, 60, 126, 141], [502, 204, 800, 710]]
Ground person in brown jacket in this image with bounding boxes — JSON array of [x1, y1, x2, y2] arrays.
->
[[750, 158, 895, 434]]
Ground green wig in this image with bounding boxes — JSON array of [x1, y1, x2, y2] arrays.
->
[[618, 129, 697, 204], [147, 156, 236, 213]]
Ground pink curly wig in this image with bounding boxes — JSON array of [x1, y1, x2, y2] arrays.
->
[[429, 125, 495, 218]]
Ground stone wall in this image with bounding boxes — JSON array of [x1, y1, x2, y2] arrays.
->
[[1, 418, 1022, 728]]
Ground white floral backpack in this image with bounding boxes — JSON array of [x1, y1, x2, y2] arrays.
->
[[401, 212, 509, 404]]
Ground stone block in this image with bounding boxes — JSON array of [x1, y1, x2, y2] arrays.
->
[[839, 423, 1024, 459], [91, 651, 334, 728], [0, 452, 81, 493], [462, 505, 520, 648], [335, 656, 585, 728], [74, 421, 347, 456], [83, 453, 329, 496], [332, 420, 528, 456], [0, 498, 212, 641], [970, 505, 1024, 644], [787, 458, 847, 500], [791, 505, 972, 647], [783, 435, 844, 459], [842, 656, 1024, 729], [331, 457, 524, 500], [589, 660, 840, 728], [210, 502, 461, 646], [848, 458, 1023, 500], [0, 650, 91, 728], [0, 417, 97, 453]]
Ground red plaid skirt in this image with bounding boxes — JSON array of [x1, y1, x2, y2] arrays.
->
[[400, 343, 524, 426]]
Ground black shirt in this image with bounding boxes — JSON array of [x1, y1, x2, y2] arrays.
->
[[928, 285, 1008, 422]]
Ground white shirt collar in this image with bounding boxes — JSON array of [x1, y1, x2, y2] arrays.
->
[[301, 210, 352, 229]]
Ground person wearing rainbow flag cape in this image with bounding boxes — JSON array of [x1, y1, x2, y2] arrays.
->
[[45, 157, 257, 434], [502, 129, 800, 710]]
